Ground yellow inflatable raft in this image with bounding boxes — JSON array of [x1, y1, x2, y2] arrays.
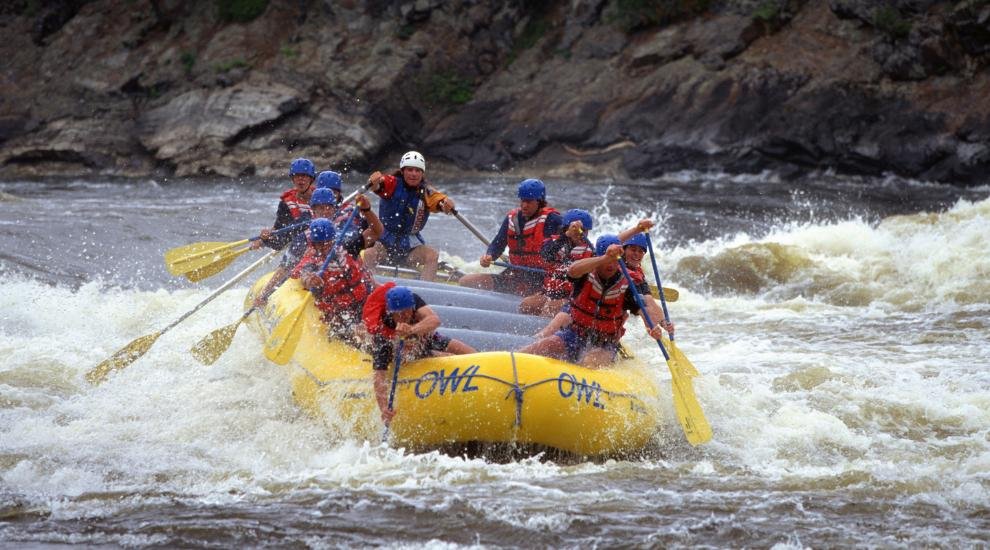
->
[[247, 273, 665, 458]]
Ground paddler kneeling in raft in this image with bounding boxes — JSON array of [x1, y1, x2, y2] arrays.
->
[[519, 235, 673, 368], [362, 284, 476, 425], [292, 218, 373, 345]]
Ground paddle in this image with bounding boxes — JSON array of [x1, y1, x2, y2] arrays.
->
[[86, 250, 278, 385], [189, 304, 260, 366], [617, 258, 712, 446], [263, 208, 361, 365], [164, 221, 308, 279], [449, 207, 492, 247], [643, 233, 697, 376], [382, 339, 405, 441]]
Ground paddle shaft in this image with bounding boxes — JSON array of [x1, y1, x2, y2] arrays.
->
[[492, 260, 544, 274], [643, 233, 673, 341], [251, 220, 308, 242], [339, 182, 372, 210], [617, 259, 670, 360], [450, 208, 492, 247], [162, 250, 277, 334], [312, 207, 360, 279]]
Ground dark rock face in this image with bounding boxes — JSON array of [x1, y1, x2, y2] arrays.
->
[[0, 0, 988, 186]]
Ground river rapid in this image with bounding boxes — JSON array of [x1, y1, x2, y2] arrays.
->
[[0, 173, 988, 548]]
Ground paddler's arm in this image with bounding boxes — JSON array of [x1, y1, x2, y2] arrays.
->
[[373, 370, 396, 425], [617, 219, 655, 243], [625, 288, 674, 339], [424, 186, 455, 214], [371, 335, 397, 425], [568, 244, 623, 278], [480, 217, 510, 268], [251, 202, 295, 250], [368, 171, 398, 199], [395, 304, 441, 338], [356, 193, 384, 245]]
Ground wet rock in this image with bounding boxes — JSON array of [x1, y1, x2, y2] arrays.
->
[[137, 80, 305, 173]]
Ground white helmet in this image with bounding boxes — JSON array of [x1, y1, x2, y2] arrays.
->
[[399, 150, 426, 171]]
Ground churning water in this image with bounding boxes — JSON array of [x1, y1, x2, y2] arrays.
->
[[0, 173, 988, 547]]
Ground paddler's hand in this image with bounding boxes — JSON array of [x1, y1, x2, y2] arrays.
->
[[439, 198, 455, 214], [253, 295, 268, 308], [636, 219, 655, 232], [368, 171, 384, 192], [565, 221, 584, 241], [251, 228, 273, 249], [394, 322, 415, 338], [605, 244, 623, 261], [649, 320, 674, 340], [300, 272, 323, 291], [355, 193, 371, 212], [479, 254, 493, 268], [381, 406, 396, 426]]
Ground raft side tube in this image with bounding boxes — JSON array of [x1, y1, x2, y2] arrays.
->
[[431, 305, 545, 335], [438, 328, 534, 352]]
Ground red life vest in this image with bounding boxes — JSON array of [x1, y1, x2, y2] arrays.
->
[[291, 248, 369, 314], [542, 235, 594, 296], [362, 281, 398, 338], [568, 271, 630, 342], [627, 264, 645, 285], [281, 188, 312, 220], [506, 206, 559, 268]]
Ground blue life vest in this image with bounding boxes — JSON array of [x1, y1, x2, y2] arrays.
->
[[378, 175, 428, 251]]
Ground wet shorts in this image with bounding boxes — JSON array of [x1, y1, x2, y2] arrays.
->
[[492, 268, 545, 296], [555, 327, 618, 363]]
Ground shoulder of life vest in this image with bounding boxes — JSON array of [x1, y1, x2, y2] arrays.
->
[[362, 281, 397, 336]]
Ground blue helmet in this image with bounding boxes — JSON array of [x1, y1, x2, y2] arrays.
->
[[517, 178, 546, 201], [595, 234, 622, 257], [289, 158, 316, 178], [310, 188, 337, 207], [308, 218, 336, 243], [623, 233, 650, 251], [386, 286, 416, 312], [315, 170, 342, 191], [562, 209, 593, 232]]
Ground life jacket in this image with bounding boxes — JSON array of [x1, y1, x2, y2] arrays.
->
[[281, 188, 312, 220], [542, 235, 594, 295], [569, 271, 630, 342], [506, 206, 559, 268], [292, 247, 369, 315], [377, 175, 430, 243], [627, 264, 645, 285], [362, 281, 398, 339]]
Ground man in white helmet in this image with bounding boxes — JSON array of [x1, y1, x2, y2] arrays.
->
[[364, 151, 456, 281]]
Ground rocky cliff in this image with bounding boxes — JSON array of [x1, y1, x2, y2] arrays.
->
[[1, 0, 988, 184]]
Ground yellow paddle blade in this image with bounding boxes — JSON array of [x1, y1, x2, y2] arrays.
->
[[190, 320, 242, 365], [666, 355, 712, 446], [182, 248, 250, 282], [85, 331, 162, 385], [263, 294, 313, 365], [164, 240, 249, 275], [669, 340, 699, 377], [649, 285, 679, 302]]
